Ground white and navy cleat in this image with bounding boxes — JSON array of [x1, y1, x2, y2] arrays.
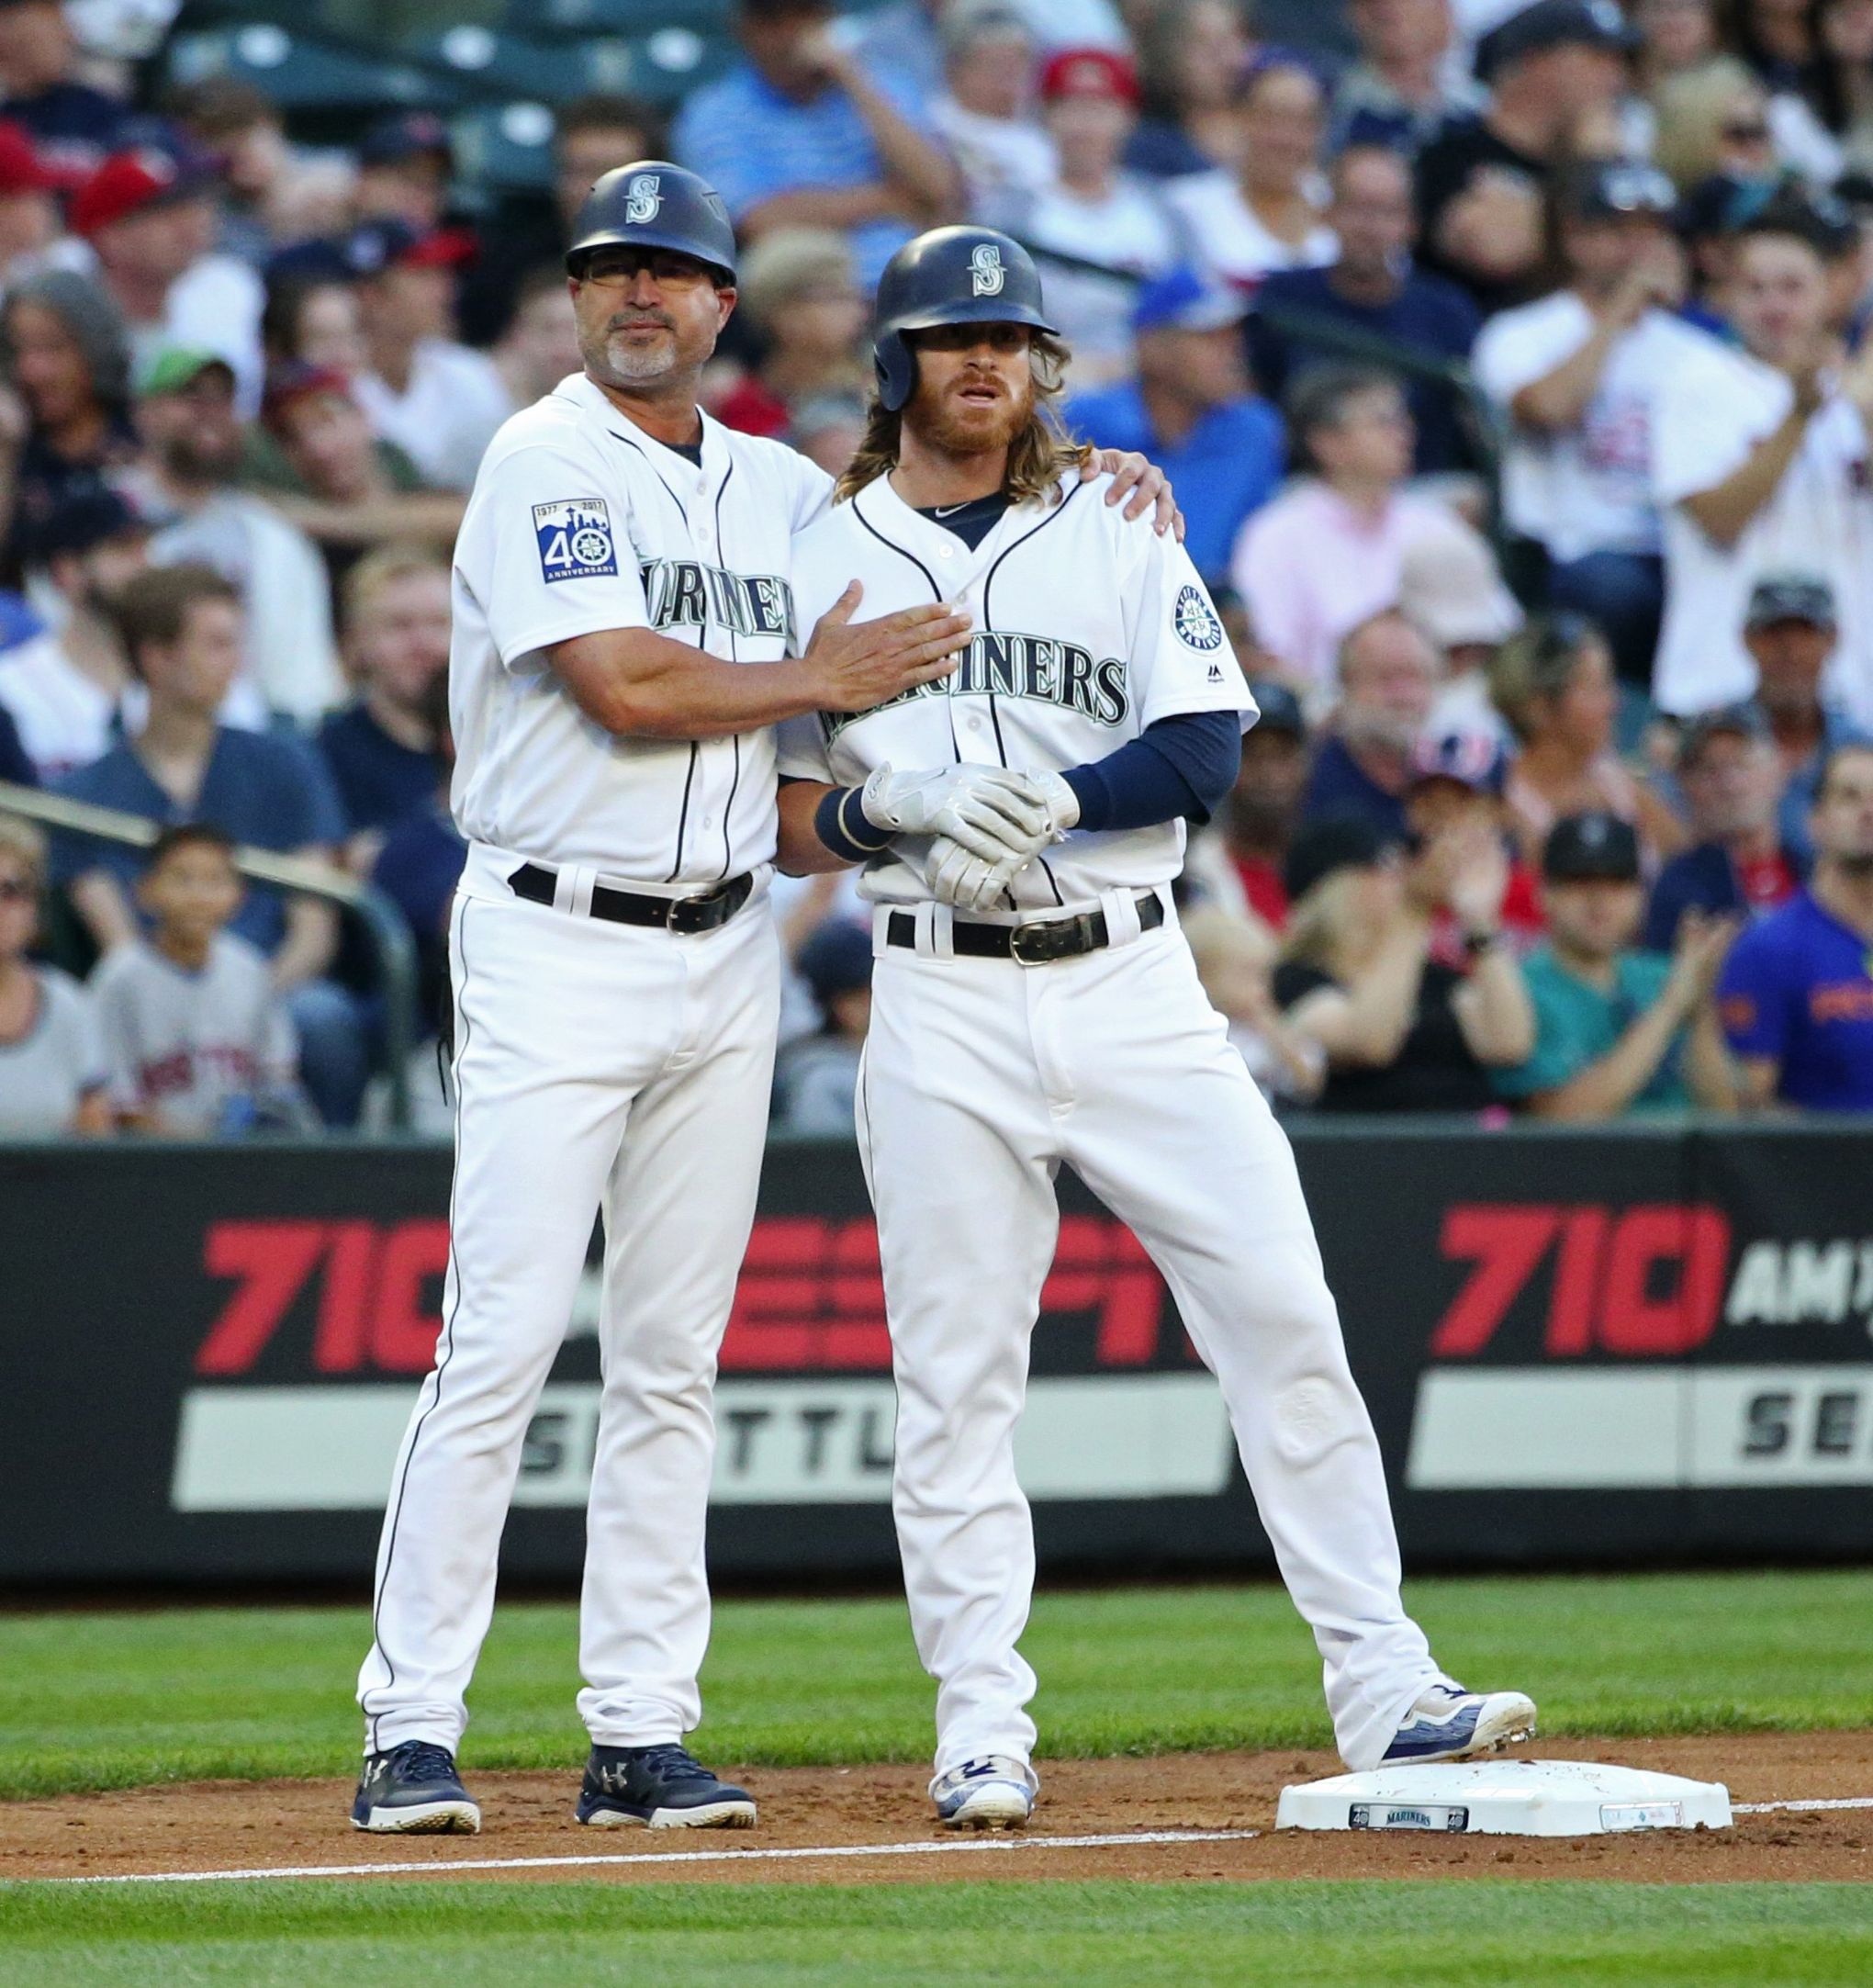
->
[[351, 1741, 481, 1834], [1380, 1685, 1538, 1768], [931, 1755, 1038, 1830]]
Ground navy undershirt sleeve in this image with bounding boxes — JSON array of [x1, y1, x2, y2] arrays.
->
[[1060, 711, 1242, 833]]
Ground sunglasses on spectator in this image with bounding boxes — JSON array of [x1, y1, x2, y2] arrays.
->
[[0, 877, 34, 902], [1722, 119, 1771, 144]]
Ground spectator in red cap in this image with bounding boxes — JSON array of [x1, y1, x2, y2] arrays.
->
[[0, 116, 64, 282], [346, 219, 512, 491], [1164, 53, 1337, 291], [981, 48, 1184, 384], [73, 142, 265, 412], [0, 0, 131, 179]]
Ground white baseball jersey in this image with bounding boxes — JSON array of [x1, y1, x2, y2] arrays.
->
[[449, 373, 832, 885], [778, 471, 1254, 909]]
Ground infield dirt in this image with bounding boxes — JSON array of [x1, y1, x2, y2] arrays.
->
[[5, 1732, 1871, 1886]]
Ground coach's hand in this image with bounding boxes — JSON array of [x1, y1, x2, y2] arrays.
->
[[803, 581, 970, 712], [1083, 450, 1184, 542], [862, 762, 1050, 863]]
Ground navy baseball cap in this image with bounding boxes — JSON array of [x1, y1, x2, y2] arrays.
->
[[1475, 0, 1635, 83], [359, 111, 454, 168], [1542, 810, 1641, 882], [1408, 731, 1509, 796], [1564, 160, 1677, 223], [1678, 702, 1771, 769], [797, 918, 874, 1005], [1746, 574, 1836, 631], [1284, 814, 1396, 902], [342, 218, 477, 275], [1245, 679, 1305, 737], [26, 484, 148, 562]]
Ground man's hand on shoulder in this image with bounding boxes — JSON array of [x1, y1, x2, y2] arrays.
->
[[1082, 450, 1183, 540]]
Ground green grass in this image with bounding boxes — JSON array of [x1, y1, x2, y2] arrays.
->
[[2, 1569, 1870, 1803], [4, 1881, 1872, 1987]]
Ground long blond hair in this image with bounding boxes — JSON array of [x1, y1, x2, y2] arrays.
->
[[834, 331, 1093, 507]]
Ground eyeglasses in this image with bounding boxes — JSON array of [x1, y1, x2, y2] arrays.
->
[[577, 251, 719, 289], [0, 877, 35, 903], [1722, 120, 1771, 144]]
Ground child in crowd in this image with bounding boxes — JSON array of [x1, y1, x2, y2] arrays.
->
[[91, 823, 307, 1135], [773, 919, 873, 1137]]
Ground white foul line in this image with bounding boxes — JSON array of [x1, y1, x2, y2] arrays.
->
[[42, 1826, 1262, 1887], [1733, 1796, 1873, 1814]]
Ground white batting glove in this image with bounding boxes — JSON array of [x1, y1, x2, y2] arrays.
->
[[1027, 769, 1081, 839], [860, 762, 1050, 865], [927, 834, 1025, 914]]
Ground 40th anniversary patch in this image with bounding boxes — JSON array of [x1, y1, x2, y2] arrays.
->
[[535, 498, 618, 582]]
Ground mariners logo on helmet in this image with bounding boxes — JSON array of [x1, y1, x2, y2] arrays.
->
[[970, 243, 1005, 298], [625, 174, 662, 224]]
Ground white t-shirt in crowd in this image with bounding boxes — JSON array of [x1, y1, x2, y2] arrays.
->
[[356, 339, 516, 492], [0, 634, 118, 781], [1161, 172, 1336, 292], [0, 966, 105, 1136], [1472, 293, 1723, 562], [933, 97, 1057, 205], [1651, 343, 1873, 724]]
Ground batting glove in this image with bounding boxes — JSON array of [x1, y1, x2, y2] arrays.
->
[[926, 834, 1025, 914], [1026, 769, 1081, 839], [860, 762, 1051, 864]]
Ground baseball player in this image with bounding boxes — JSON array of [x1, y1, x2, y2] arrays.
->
[[352, 171, 1175, 1836], [776, 227, 1537, 1829]]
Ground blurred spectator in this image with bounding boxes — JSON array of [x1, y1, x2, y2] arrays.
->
[[1188, 677, 1310, 925], [0, 267, 137, 573], [1495, 809, 1737, 1114], [90, 820, 306, 1136], [1165, 55, 1338, 292], [0, 693, 28, 781], [160, 76, 288, 268], [673, 0, 959, 291], [72, 142, 265, 410], [1273, 808, 1535, 1111], [0, 813, 108, 1133], [933, 3, 1056, 208], [1397, 503, 1523, 743], [257, 364, 466, 561], [259, 273, 368, 378], [317, 545, 450, 864], [1805, 0, 1873, 180], [50, 564, 364, 1125], [1718, 738, 1873, 1108], [1473, 162, 1695, 688], [983, 49, 1183, 384], [369, 668, 463, 1045], [1183, 897, 1327, 1101], [713, 228, 868, 438], [1416, 0, 1635, 314], [457, 94, 659, 348], [1248, 143, 1484, 477], [492, 265, 582, 410], [790, 387, 869, 475], [1649, 56, 1781, 190], [773, 915, 871, 1133], [1744, 575, 1872, 863], [353, 113, 454, 235], [1406, 728, 1549, 952], [1651, 206, 1873, 725], [0, 116, 70, 285], [1299, 608, 1440, 836], [0, 483, 144, 779], [1334, 0, 1481, 153], [348, 219, 513, 493], [1129, 0, 1255, 178], [1643, 702, 1800, 948], [1067, 267, 1283, 584], [0, 0, 129, 179], [1491, 613, 1686, 863], [1232, 366, 1450, 697], [1632, 0, 1722, 99], [126, 347, 342, 724]]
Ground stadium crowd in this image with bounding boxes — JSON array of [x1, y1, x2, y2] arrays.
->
[[1, 0, 1872, 1140]]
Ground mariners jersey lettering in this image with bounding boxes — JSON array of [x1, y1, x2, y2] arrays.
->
[[778, 472, 1254, 909], [450, 372, 831, 885]]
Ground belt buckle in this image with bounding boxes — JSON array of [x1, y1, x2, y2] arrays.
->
[[667, 890, 718, 936], [1008, 915, 1075, 966]]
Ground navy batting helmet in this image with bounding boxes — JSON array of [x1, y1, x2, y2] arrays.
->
[[565, 161, 737, 286], [871, 226, 1057, 413]]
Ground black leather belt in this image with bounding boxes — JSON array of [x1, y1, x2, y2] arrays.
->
[[886, 890, 1164, 966], [509, 861, 752, 935]]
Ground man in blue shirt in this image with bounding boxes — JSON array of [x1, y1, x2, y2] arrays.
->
[[1249, 145, 1480, 477], [673, 0, 958, 290], [1299, 610, 1438, 840], [1495, 810, 1738, 1118], [50, 564, 368, 1123], [1068, 268, 1283, 588], [1719, 743, 1873, 1112]]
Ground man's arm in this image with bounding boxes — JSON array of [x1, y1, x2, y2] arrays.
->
[[1685, 1000, 1739, 1110], [777, 777, 848, 875], [1732, 1053, 1783, 1110], [550, 586, 969, 741], [817, 45, 959, 221], [272, 880, 340, 993], [67, 870, 138, 955], [1679, 389, 1821, 548]]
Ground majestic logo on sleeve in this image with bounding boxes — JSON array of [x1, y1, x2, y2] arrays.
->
[[534, 498, 617, 581], [820, 630, 1128, 739], [1173, 584, 1224, 652], [970, 243, 1004, 297], [624, 173, 662, 222], [639, 558, 797, 646]]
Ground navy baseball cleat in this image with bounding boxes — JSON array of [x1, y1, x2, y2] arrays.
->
[[1380, 1685, 1538, 1767], [931, 1756, 1037, 1830], [351, 1741, 480, 1833], [576, 1744, 757, 1828]]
